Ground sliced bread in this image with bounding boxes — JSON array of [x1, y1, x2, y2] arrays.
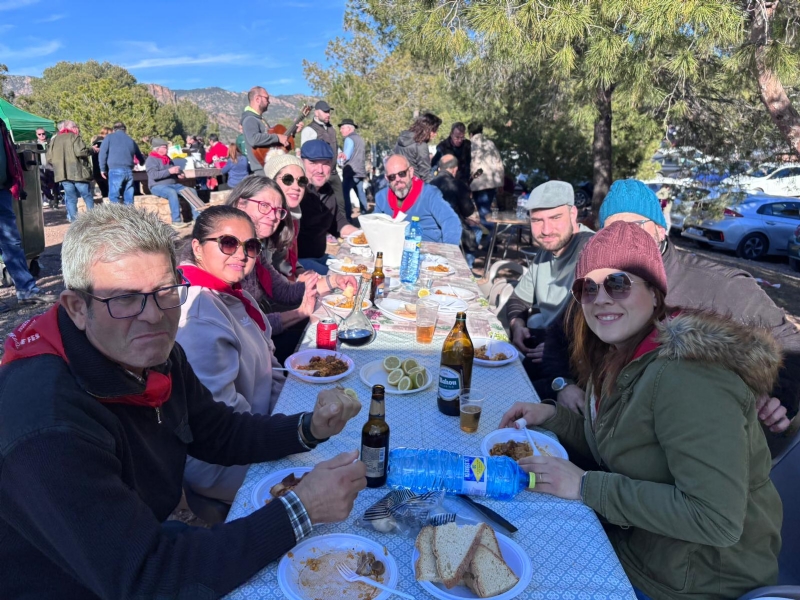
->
[[464, 545, 519, 598], [476, 525, 502, 557], [414, 526, 441, 582], [433, 522, 486, 589]]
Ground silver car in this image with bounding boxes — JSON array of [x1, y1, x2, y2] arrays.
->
[[682, 193, 800, 260]]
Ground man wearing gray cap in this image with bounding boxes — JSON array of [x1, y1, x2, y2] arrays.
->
[[301, 100, 346, 218], [505, 180, 594, 380], [145, 138, 200, 229]]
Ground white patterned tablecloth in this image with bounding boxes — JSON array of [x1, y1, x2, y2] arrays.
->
[[225, 244, 635, 600]]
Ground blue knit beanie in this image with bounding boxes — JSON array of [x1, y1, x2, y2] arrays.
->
[[599, 179, 667, 229]]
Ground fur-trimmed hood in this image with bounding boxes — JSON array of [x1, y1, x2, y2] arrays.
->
[[655, 310, 783, 397]]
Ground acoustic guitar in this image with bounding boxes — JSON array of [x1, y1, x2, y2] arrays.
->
[[252, 105, 312, 166]]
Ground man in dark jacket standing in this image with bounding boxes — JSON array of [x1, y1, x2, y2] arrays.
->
[[301, 100, 346, 218], [98, 121, 145, 205], [431, 122, 471, 183], [339, 118, 367, 221], [240, 86, 290, 176], [429, 154, 479, 266], [46, 120, 93, 222], [0, 204, 365, 600]]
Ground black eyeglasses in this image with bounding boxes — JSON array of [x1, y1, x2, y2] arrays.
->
[[279, 173, 308, 188], [386, 169, 409, 182], [240, 198, 288, 219], [80, 278, 190, 319], [571, 272, 643, 304], [36, 132, 47, 137], [202, 234, 263, 258]]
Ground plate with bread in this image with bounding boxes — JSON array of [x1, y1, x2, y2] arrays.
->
[[413, 521, 531, 599], [251, 466, 313, 507]]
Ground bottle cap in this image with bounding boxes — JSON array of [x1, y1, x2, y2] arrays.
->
[[411, 216, 420, 221]]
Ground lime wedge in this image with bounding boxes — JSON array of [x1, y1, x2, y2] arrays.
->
[[397, 376, 412, 391], [402, 358, 419, 374], [407, 366, 423, 376], [417, 288, 431, 298], [387, 368, 405, 386], [414, 371, 427, 389], [343, 388, 358, 401], [383, 356, 401, 372]]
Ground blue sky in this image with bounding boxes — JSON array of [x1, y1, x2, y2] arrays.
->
[[0, 0, 347, 95]]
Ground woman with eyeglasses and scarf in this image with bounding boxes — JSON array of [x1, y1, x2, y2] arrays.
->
[[500, 221, 782, 600], [224, 174, 357, 362]]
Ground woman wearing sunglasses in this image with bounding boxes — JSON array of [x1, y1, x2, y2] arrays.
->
[[500, 221, 782, 600], [264, 152, 308, 280], [225, 174, 357, 361]]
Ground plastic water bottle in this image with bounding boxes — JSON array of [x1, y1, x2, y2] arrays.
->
[[516, 194, 528, 220], [399, 216, 423, 285], [387, 448, 534, 500]]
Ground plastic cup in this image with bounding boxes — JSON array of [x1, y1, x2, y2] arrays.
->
[[459, 388, 485, 433], [416, 298, 439, 344]]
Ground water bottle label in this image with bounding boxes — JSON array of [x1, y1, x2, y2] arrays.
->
[[461, 456, 488, 496], [403, 240, 417, 252], [361, 445, 386, 478], [438, 367, 461, 400]]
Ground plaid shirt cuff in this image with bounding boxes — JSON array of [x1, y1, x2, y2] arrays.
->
[[279, 491, 313, 542]]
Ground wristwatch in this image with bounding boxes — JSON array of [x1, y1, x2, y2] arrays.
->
[[551, 377, 575, 392]]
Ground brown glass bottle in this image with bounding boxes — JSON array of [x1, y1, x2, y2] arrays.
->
[[361, 384, 390, 487], [437, 312, 474, 416], [370, 252, 385, 303]]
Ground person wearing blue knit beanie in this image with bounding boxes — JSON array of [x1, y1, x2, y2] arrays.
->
[[599, 179, 667, 229]]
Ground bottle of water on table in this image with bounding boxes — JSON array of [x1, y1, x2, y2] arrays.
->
[[400, 216, 422, 286], [387, 448, 534, 500]]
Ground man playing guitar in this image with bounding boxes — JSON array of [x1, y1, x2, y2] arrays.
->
[[240, 86, 304, 176]]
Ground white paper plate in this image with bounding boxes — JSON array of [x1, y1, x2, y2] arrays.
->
[[346, 230, 370, 247], [360, 359, 434, 395], [384, 277, 401, 291], [411, 525, 532, 600], [250, 466, 313, 508], [430, 286, 477, 301], [481, 428, 568, 460], [421, 264, 456, 277], [470, 338, 518, 367], [279, 533, 399, 600], [321, 294, 372, 318], [375, 298, 417, 322], [329, 259, 373, 276], [426, 294, 468, 314], [285, 349, 355, 383]]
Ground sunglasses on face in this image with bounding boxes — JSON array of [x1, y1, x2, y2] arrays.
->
[[202, 235, 263, 258], [571, 272, 642, 304], [280, 173, 308, 188], [240, 198, 288, 219], [386, 169, 409, 182]]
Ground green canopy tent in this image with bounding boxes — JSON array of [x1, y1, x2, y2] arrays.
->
[[0, 98, 55, 143]]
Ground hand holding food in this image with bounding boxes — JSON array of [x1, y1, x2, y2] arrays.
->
[[311, 387, 362, 439], [293, 450, 367, 523], [498, 401, 556, 430]]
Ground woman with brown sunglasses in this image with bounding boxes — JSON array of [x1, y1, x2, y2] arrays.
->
[[500, 221, 782, 600]]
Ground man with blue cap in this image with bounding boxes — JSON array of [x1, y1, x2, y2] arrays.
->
[[295, 140, 358, 274]]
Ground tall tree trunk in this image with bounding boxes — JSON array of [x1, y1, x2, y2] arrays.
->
[[751, 2, 800, 154], [591, 84, 614, 225]]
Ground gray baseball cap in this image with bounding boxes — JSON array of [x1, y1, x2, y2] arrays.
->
[[525, 180, 575, 210]]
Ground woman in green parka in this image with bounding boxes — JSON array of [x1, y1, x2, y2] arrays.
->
[[501, 221, 782, 600]]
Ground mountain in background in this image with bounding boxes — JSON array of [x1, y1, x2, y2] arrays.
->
[[3, 75, 312, 141]]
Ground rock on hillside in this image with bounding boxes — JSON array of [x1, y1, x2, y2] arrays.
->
[[2, 75, 35, 98]]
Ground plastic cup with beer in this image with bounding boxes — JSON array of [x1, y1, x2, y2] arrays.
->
[[459, 388, 485, 433], [416, 298, 439, 344]]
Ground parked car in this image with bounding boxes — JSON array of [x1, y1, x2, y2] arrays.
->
[[721, 163, 800, 196], [643, 177, 710, 234], [682, 193, 800, 260], [788, 224, 800, 272]]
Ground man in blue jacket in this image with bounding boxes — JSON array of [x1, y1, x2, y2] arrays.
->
[[98, 122, 145, 205], [374, 154, 461, 245]]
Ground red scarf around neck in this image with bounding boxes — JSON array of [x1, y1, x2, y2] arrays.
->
[[148, 151, 170, 165], [2, 306, 172, 409], [254, 263, 274, 299], [180, 265, 267, 331], [58, 128, 77, 135], [387, 177, 424, 219]]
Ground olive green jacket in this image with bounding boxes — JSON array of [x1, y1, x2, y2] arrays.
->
[[543, 311, 783, 600], [46, 132, 91, 183]]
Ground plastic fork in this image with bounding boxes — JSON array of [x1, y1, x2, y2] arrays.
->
[[335, 563, 416, 600]]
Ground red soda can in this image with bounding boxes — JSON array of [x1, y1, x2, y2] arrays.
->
[[316, 318, 338, 350]]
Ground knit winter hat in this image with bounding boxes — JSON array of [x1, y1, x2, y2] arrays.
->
[[576, 221, 668, 295], [264, 153, 306, 180], [599, 179, 667, 229]]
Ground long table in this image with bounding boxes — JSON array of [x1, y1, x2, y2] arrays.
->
[[225, 242, 635, 599]]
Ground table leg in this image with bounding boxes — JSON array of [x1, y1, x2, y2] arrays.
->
[[481, 224, 505, 283]]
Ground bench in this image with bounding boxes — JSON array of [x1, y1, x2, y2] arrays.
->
[[75, 191, 230, 223]]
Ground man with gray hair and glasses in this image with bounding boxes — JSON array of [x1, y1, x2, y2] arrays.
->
[[0, 204, 366, 599]]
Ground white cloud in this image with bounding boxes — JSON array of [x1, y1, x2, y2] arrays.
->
[[37, 13, 66, 23], [0, 0, 40, 10], [267, 78, 294, 85], [125, 53, 251, 69], [0, 40, 61, 60]]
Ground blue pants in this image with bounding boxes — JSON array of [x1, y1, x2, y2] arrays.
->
[[472, 188, 496, 248], [298, 256, 330, 275], [108, 168, 135, 205], [61, 180, 93, 222], [150, 183, 200, 224], [0, 188, 37, 296], [343, 173, 368, 214]]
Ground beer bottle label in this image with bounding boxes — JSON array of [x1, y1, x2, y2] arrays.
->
[[438, 366, 461, 400], [361, 445, 386, 478], [461, 456, 488, 496]]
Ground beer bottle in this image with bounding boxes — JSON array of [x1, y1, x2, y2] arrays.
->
[[370, 252, 385, 303], [361, 384, 390, 487], [437, 312, 474, 416]]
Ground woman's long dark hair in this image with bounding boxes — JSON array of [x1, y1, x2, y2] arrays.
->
[[409, 112, 442, 144], [223, 174, 294, 253], [568, 285, 670, 398], [180, 205, 255, 265]]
